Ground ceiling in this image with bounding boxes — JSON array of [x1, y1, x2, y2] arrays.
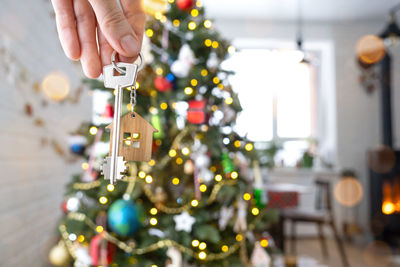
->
[[202, 0, 400, 22]]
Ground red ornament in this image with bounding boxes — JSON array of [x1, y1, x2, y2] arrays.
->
[[177, 0, 194, 11], [102, 103, 114, 118], [90, 235, 116, 266], [187, 99, 206, 124], [154, 76, 173, 92], [61, 200, 68, 214]]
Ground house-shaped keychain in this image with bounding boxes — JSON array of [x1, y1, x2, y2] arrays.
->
[[106, 112, 158, 162]]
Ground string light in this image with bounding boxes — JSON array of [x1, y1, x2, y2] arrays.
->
[[155, 12, 162, 20], [217, 83, 224, 89], [172, 177, 180, 185], [107, 184, 115, 192], [243, 193, 252, 201], [196, 0, 203, 7], [138, 171, 146, 179], [99, 196, 108, 204], [251, 207, 260, 216], [199, 242, 207, 250], [145, 175, 153, 184], [150, 208, 158, 215], [213, 77, 220, 84], [234, 140, 241, 147], [212, 41, 219, 48], [160, 102, 168, 110], [135, 82, 140, 89], [149, 107, 158, 114], [198, 252, 207, 260], [173, 19, 180, 27], [149, 159, 156, 166], [155, 67, 163, 75], [192, 240, 200, 247], [150, 90, 157, 97], [231, 171, 238, 179], [146, 29, 154, 37], [78, 235, 85, 243], [245, 143, 254, 151], [184, 87, 193, 95], [215, 174, 222, 182], [181, 147, 190, 155], [188, 21, 197, 30], [69, 233, 77, 241], [191, 9, 199, 17], [89, 126, 98, 135], [168, 0, 174, 3], [190, 79, 198, 86], [127, 103, 132, 110], [211, 105, 218, 111], [160, 16, 167, 23], [191, 199, 199, 207], [201, 69, 208, 76], [221, 245, 229, 252], [199, 184, 207, 192], [204, 20, 212, 28], [225, 97, 233, 105], [150, 218, 158, 226], [210, 166, 216, 172], [236, 234, 243, 242], [81, 162, 89, 170], [96, 225, 104, 233], [176, 157, 183, 165], [260, 239, 269, 248], [228, 45, 236, 54], [172, 102, 177, 109], [151, 265, 158, 267], [204, 39, 212, 47], [169, 149, 177, 157]]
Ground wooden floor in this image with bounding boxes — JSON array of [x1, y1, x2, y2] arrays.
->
[[289, 238, 400, 267]]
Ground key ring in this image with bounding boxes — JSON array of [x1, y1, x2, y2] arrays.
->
[[111, 51, 144, 74]]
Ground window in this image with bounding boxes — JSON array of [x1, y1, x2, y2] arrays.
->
[[223, 48, 317, 166], [123, 132, 140, 148]]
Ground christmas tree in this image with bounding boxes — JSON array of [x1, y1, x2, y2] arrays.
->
[[50, 1, 278, 266]]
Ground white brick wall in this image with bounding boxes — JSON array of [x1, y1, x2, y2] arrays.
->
[[0, 1, 91, 266]]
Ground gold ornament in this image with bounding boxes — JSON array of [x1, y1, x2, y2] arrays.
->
[[49, 241, 71, 266], [143, 0, 168, 16]]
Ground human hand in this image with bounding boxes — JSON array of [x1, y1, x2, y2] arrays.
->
[[51, 0, 146, 78]]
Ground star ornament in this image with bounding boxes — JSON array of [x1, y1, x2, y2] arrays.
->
[[173, 211, 195, 232]]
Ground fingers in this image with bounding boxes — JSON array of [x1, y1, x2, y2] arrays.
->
[[120, 0, 146, 61], [88, 0, 141, 58], [98, 28, 114, 68], [74, 0, 101, 78], [51, 0, 80, 60]]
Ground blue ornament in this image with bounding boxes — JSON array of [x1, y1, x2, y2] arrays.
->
[[68, 135, 86, 155], [166, 73, 175, 82], [108, 199, 140, 236]]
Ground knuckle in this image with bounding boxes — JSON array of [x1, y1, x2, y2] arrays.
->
[[101, 9, 125, 30]]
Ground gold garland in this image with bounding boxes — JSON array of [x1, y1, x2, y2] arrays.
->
[[62, 212, 244, 261], [142, 184, 191, 213]]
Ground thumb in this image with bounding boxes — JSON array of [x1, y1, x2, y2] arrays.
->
[[88, 0, 140, 57]]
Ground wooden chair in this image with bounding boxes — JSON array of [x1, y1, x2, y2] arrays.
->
[[280, 179, 349, 267]]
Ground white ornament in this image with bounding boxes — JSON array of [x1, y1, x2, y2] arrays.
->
[[171, 44, 195, 78], [219, 206, 234, 230], [66, 197, 80, 212], [207, 52, 219, 69], [199, 168, 213, 183], [250, 243, 271, 267], [234, 199, 247, 233], [74, 246, 92, 267], [166, 247, 182, 267], [174, 211, 195, 232], [141, 35, 154, 65]]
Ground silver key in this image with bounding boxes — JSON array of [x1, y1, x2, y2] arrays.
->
[[101, 61, 138, 184]]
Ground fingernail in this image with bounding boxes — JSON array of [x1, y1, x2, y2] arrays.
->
[[120, 35, 139, 56]]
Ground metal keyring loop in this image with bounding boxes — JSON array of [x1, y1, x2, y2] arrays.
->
[[111, 51, 144, 74]]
